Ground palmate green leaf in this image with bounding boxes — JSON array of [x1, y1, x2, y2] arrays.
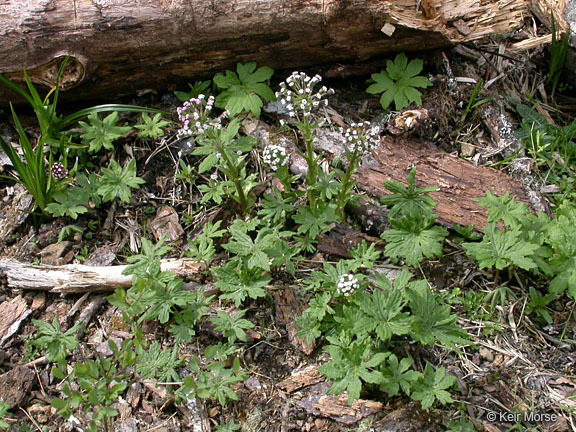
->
[[210, 310, 254, 343], [463, 224, 539, 271], [411, 364, 456, 410], [366, 53, 431, 110], [30, 314, 82, 363], [75, 172, 102, 206], [97, 158, 145, 203], [380, 168, 437, 219], [387, 53, 410, 79], [382, 211, 448, 267], [258, 188, 297, 224], [174, 80, 212, 102], [134, 112, 170, 139], [135, 342, 183, 382], [211, 260, 270, 306], [0, 401, 11, 430], [319, 334, 388, 405], [140, 279, 197, 324], [333, 305, 374, 339], [407, 282, 469, 349], [79, 111, 132, 153], [355, 289, 412, 342], [293, 203, 339, 239], [379, 354, 422, 397], [45, 191, 88, 219], [214, 62, 275, 117], [223, 224, 279, 271], [476, 190, 529, 228]]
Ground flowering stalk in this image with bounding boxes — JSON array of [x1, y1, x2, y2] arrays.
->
[[336, 122, 380, 220], [177, 95, 253, 213], [276, 72, 333, 208]]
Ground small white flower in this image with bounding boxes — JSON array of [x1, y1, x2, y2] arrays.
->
[[337, 274, 359, 297], [262, 144, 289, 171]]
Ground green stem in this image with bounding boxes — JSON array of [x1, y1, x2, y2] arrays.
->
[[218, 145, 248, 213], [336, 156, 360, 220], [301, 117, 318, 208]]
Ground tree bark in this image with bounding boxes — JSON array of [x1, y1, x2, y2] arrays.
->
[[0, 0, 533, 104]]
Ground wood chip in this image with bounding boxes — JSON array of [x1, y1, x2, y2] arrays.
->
[[274, 287, 315, 355], [297, 382, 382, 425], [0, 295, 30, 347], [149, 206, 184, 242], [0, 366, 35, 407], [38, 241, 73, 266], [278, 365, 325, 393]]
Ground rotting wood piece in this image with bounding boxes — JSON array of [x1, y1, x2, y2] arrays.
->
[[274, 287, 316, 356], [354, 136, 531, 229], [0, 258, 202, 294], [0, 0, 532, 104]]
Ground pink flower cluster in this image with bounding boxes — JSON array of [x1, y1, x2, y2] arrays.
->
[[176, 94, 217, 138]]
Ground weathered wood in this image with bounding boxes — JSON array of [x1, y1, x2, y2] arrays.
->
[[0, 258, 202, 294], [354, 135, 531, 229], [0, 0, 531, 104]]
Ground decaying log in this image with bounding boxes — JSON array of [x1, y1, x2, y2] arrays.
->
[[0, 0, 533, 104], [354, 135, 531, 229], [0, 258, 202, 294]]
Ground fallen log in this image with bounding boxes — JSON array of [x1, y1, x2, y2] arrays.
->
[[0, 0, 534, 104], [0, 258, 202, 294], [354, 135, 531, 229]]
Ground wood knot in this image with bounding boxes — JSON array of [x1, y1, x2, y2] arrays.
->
[[31, 55, 86, 89], [4, 54, 86, 90]]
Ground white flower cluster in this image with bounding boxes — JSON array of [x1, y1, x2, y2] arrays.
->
[[262, 144, 289, 171], [339, 121, 381, 157], [275, 72, 334, 119], [177, 94, 222, 138], [337, 274, 359, 297]]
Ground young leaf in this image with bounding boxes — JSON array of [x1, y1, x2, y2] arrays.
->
[[79, 111, 132, 153], [355, 289, 412, 342], [318, 333, 388, 405], [380, 168, 437, 219], [211, 260, 270, 306], [379, 354, 422, 397], [293, 203, 338, 239], [411, 364, 456, 410], [135, 342, 183, 382], [462, 224, 539, 271], [407, 281, 469, 349], [476, 191, 528, 228], [214, 62, 275, 117], [134, 112, 170, 139], [381, 211, 448, 267], [210, 309, 255, 344], [366, 53, 432, 110], [45, 191, 88, 219], [97, 158, 145, 203]]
